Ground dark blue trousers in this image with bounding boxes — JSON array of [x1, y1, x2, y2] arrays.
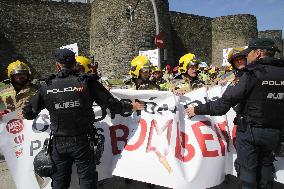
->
[[51, 136, 97, 189], [236, 126, 280, 189]]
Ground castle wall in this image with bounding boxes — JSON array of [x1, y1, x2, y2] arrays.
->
[[212, 14, 258, 66], [0, 0, 90, 80], [0, 0, 283, 81], [90, 0, 173, 78], [258, 30, 283, 58], [170, 12, 212, 65]]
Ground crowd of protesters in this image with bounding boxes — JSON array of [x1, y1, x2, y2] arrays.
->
[[0, 38, 283, 189], [106, 49, 246, 95]]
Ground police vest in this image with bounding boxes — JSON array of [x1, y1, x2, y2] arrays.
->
[[43, 73, 94, 136], [244, 61, 284, 127]]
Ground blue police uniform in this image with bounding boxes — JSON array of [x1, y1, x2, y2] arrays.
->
[[194, 46, 284, 189], [23, 49, 134, 189]]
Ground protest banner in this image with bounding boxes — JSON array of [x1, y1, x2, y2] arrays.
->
[[0, 88, 283, 189]]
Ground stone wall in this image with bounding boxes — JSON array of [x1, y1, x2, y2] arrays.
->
[[90, 0, 173, 78], [258, 30, 283, 58], [212, 14, 258, 66], [1, 0, 283, 81], [0, 0, 90, 81], [170, 12, 212, 65]]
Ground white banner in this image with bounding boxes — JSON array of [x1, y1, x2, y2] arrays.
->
[[0, 87, 283, 189], [60, 43, 79, 56], [139, 49, 159, 66]]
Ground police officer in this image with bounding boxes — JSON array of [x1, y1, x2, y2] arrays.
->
[[184, 38, 284, 189], [22, 48, 145, 189]]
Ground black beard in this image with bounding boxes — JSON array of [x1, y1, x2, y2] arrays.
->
[[16, 78, 27, 85], [13, 79, 28, 89]]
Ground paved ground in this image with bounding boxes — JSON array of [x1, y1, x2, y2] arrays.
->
[[0, 160, 16, 189], [1, 160, 283, 189]]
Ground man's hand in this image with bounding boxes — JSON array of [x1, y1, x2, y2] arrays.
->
[[17, 111, 24, 120], [184, 105, 196, 118], [173, 89, 186, 96], [218, 79, 228, 86], [131, 101, 145, 111]]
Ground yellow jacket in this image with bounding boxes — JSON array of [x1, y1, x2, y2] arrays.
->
[[0, 83, 38, 112]]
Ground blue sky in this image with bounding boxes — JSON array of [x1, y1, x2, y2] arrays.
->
[[169, 0, 284, 38]]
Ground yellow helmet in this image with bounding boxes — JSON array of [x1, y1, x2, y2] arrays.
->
[[227, 47, 245, 64], [129, 56, 153, 78], [178, 53, 199, 74], [7, 60, 31, 79], [75, 56, 94, 73], [151, 66, 161, 73]]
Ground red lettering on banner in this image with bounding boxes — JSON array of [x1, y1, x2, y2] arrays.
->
[[192, 121, 219, 157], [109, 124, 129, 155], [216, 121, 229, 149], [109, 119, 231, 160], [214, 125, 225, 156], [232, 124, 237, 148], [14, 134, 25, 144], [175, 122, 195, 162], [214, 121, 230, 155], [146, 119, 173, 153], [15, 148, 23, 158], [125, 119, 147, 151], [146, 119, 174, 172], [6, 119, 24, 134]]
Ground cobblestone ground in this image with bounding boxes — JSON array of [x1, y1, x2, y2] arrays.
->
[[1, 160, 283, 189]]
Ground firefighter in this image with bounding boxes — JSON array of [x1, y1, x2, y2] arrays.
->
[[0, 60, 38, 117], [127, 55, 160, 90], [171, 53, 205, 95]]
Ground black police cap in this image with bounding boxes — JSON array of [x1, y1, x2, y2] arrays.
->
[[241, 38, 281, 55], [54, 48, 76, 65]]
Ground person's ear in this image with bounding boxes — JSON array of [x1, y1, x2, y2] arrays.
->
[[256, 49, 262, 59]]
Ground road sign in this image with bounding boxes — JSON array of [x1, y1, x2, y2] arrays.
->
[[154, 32, 164, 48]]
